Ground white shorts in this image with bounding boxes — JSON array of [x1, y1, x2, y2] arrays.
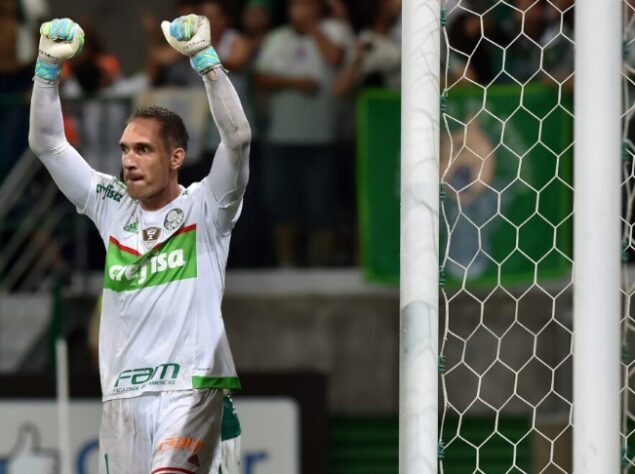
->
[[99, 389, 223, 474], [218, 435, 241, 474]]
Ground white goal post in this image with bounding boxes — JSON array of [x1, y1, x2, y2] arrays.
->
[[573, 0, 621, 471], [400, 0, 441, 472]]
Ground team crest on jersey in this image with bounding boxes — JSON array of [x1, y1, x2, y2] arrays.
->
[[142, 227, 162, 248], [164, 208, 184, 231]]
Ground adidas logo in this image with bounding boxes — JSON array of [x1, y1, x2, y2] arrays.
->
[[123, 221, 138, 233], [187, 454, 200, 467]]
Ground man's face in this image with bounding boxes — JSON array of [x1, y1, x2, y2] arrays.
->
[[380, 0, 401, 23], [119, 118, 173, 202], [289, 0, 320, 32], [243, 5, 271, 35], [200, 2, 228, 37]]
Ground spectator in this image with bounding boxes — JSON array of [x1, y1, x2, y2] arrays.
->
[[540, 0, 574, 85], [201, 0, 251, 73], [242, 0, 274, 135], [445, 10, 498, 85], [63, 23, 123, 95], [14, 0, 49, 65], [223, 0, 277, 268], [333, 0, 401, 96], [243, 0, 274, 60], [324, 0, 357, 97], [326, 0, 350, 23], [323, 0, 357, 62], [498, 0, 546, 83], [0, 0, 33, 176], [199, 0, 252, 153], [255, 0, 347, 266], [325, 0, 358, 266]]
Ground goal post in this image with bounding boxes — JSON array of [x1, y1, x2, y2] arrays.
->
[[399, 0, 441, 472], [573, 0, 622, 471]]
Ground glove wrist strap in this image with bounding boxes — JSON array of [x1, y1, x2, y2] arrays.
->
[[190, 46, 221, 75], [34, 59, 61, 81]]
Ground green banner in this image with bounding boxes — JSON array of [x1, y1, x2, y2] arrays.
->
[[357, 84, 573, 286]]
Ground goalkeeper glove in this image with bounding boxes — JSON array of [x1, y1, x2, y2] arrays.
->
[[161, 14, 221, 75], [35, 18, 85, 81]]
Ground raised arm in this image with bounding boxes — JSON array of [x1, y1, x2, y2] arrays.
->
[[202, 69, 250, 223], [161, 14, 251, 234], [29, 19, 95, 210]]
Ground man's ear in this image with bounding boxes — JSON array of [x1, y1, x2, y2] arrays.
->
[[170, 148, 186, 171]]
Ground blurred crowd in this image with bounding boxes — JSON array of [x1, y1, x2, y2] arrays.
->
[[443, 0, 574, 87], [1, 0, 581, 271]]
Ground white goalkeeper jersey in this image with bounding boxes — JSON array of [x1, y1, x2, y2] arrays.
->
[[83, 173, 240, 401]]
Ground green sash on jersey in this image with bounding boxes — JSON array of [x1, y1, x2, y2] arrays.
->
[[104, 226, 197, 292]]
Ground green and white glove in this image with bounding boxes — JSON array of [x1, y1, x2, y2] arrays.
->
[[35, 18, 85, 81], [161, 14, 221, 75]]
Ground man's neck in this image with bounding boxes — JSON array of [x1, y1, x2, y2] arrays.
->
[[140, 181, 181, 211]]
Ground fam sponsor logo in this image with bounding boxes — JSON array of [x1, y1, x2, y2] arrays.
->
[[96, 183, 124, 202], [158, 436, 202, 453], [112, 363, 180, 395], [108, 248, 186, 286]]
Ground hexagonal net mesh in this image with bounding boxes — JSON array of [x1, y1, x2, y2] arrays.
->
[[438, 1, 575, 472]]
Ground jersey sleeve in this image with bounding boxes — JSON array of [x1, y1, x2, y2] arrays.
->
[[29, 77, 123, 240], [80, 172, 128, 240], [29, 77, 94, 207], [193, 68, 251, 236]]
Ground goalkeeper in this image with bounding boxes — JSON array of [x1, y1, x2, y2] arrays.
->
[[29, 15, 250, 474]]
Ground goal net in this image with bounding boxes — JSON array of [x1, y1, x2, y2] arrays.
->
[[438, 0, 576, 472], [400, 0, 627, 470]]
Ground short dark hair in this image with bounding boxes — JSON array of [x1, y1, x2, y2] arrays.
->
[[126, 106, 189, 152]]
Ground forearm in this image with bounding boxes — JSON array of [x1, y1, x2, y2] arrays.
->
[[203, 68, 251, 151], [28, 77, 69, 156], [203, 68, 251, 210]]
